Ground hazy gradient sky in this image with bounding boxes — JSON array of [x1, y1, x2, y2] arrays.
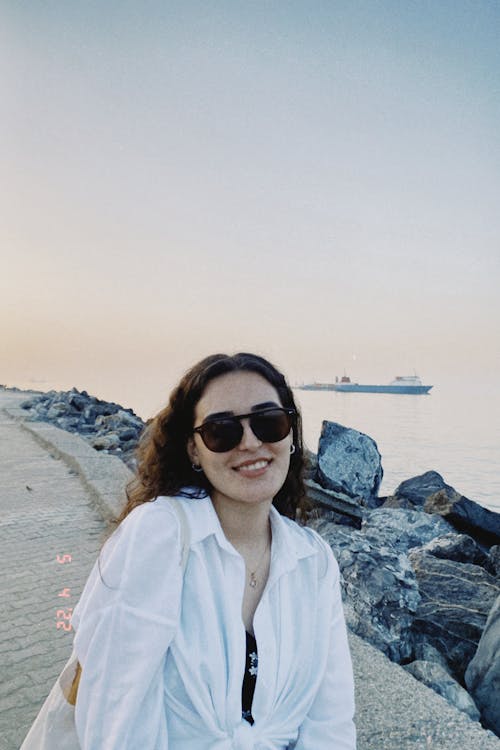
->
[[2, 1, 499, 415]]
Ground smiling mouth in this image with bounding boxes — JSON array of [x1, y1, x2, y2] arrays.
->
[[234, 459, 271, 473]]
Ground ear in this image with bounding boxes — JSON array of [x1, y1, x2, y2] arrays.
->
[[186, 435, 199, 465]]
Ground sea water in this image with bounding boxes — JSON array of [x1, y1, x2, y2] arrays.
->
[[294, 382, 500, 513]]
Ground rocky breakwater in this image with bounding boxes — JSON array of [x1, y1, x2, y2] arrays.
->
[[19, 389, 145, 469], [307, 420, 500, 736]]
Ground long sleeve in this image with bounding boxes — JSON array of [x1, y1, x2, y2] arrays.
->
[[293, 546, 356, 750], [71, 500, 183, 750]]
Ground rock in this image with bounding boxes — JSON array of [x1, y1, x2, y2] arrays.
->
[[305, 478, 363, 528], [116, 408, 143, 427], [404, 660, 480, 721], [56, 417, 83, 431], [76, 423, 97, 435], [117, 427, 140, 442], [381, 494, 419, 510], [83, 403, 102, 421], [393, 471, 500, 548], [20, 398, 36, 410], [424, 489, 500, 549], [408, 549, 500, 680], [67, 391, 88, 411], [465, 594, 500, 736], [489, 546, 500, 576], [120, 438, 140, 453], [419, 532, 495, 574], [90, 433, 122, 451], [18, 388, 144, 468], [47, 402, 70, 419], [315, 421, 383, 507], [362, 509, 453, 553], [392, 471, 452, 509], [310, 518, 420, 663], [95, 412, 142, 430], [303, 449, 318, 479], [413, 641, 450, 671]]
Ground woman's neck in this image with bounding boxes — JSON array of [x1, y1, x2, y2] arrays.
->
[[211, 493, 272, 550]]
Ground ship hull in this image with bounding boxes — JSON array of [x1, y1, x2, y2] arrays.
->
[[332, 384, 432, 394]]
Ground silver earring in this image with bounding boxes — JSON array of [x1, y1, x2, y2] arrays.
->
[[290, 444, 296, 455], [192, 463, 203, 473]]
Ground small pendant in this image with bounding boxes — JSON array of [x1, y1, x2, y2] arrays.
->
[[249, 573, 257, 588]]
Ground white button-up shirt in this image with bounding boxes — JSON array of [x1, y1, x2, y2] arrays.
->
[[72, 493, 356, 749]]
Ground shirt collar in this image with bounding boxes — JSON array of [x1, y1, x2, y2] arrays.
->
[[175, 490, 318, 581], [267, 504, 318, 584]]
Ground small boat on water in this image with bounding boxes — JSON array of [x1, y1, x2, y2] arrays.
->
[[332, 375, 433, 394]]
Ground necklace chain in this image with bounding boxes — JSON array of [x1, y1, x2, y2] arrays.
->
[[248, 535, 271, 588]]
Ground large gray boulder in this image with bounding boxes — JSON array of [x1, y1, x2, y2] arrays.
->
[[310, 518, 420, 662], [404, 660, 480, 721], [465, 594, 500, 736], [409, 549, 500, 680], [424, 489, 500, 549], [315, 421, 383, 507], [391, 471, 453, 508], [392, 471, 500, 548], [362, 508, 452, 554]]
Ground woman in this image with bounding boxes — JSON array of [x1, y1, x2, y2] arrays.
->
[[71, 352, 356, 749]]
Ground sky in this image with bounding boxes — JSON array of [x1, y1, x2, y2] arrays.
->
[[2, 0, 499, 417]]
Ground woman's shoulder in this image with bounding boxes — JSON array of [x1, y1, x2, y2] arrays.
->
[[97, 496, 185, 587], [107, 496, 183, 555], [121, 495, 182, 525], [277, 514, 338, 578]]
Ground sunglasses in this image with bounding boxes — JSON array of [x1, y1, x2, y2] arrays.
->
[[193, 407, 296, 453]]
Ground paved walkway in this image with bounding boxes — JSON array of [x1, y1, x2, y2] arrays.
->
[[1, 389, 498, 750], [0, 391, 130, 750]]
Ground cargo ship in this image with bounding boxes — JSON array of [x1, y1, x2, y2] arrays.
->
[[297, 375, 433, 394], [332, 375, 432, 394]]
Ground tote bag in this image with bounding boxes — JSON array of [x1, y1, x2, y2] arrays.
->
[[20, 649, 81, 749], [19, 496, 190, 750]]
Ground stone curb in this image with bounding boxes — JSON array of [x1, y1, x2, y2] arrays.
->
[[2, 405, 132, 522]]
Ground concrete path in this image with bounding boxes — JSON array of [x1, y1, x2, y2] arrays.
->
[[1, 389, 498, 750], [0, 391, 130, 750]]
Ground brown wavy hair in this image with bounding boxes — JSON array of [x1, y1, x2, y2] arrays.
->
[[119, 352, 308, 522]]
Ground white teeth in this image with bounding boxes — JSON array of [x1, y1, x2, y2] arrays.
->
[[238, 460, 269, 471]]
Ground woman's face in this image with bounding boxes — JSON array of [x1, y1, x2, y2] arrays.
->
[[187, 370, 293, 510]]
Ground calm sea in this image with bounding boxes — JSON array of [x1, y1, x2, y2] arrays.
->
[[10, 377, 500, 513], [293, 383, 500, 513]]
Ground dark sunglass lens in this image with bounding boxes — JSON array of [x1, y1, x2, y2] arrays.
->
[[251, 410, 291, 443], [200, 420, 243, 452]]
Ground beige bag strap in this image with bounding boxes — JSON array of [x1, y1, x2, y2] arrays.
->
[[166, 496, 191, 572], [65, 659, 82, 706]]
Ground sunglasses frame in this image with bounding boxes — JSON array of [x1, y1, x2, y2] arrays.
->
[[192, 406, 296, 453]]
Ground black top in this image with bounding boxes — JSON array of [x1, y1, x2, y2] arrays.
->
[[241, 631, 258, 725]]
